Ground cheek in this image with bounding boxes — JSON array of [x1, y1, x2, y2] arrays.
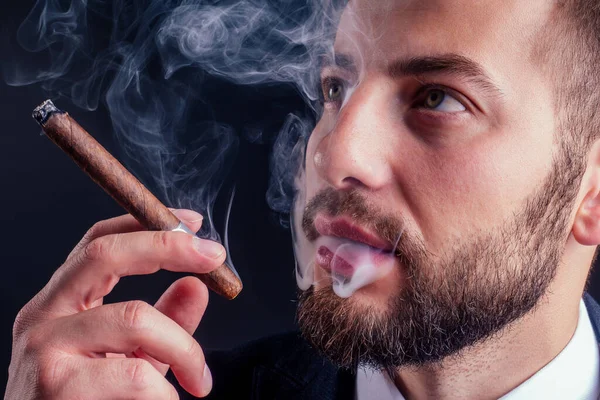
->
[[399, 131, 554, 248]]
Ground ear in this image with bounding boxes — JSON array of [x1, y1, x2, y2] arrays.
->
[[573, 140, 600, 246]]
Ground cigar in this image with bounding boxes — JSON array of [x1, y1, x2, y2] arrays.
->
[[32, 99, 243, 300]]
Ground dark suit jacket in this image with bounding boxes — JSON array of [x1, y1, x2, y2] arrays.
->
[[173, 293, 600, 399]]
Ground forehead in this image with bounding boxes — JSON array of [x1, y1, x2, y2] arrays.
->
[[336, 0, 554, 71]]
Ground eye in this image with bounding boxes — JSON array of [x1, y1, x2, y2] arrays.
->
[[418, 88, 466, 113], [321, 76, 345, 103]]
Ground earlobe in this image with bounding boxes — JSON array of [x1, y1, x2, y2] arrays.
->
[[572, 140, 600, 246]]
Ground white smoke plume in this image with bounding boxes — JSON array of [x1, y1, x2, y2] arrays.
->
[[4, 0, 344, 240]]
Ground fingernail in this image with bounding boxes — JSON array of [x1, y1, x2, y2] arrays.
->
[[193, 237, 225, 259], [172, 208, 203, 222], [202, 364, 213, 392]]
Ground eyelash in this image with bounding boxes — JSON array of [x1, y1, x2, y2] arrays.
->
[[320, 76, 346, 104], [320, 76, 469, 112], [412, 83, 466, 110]]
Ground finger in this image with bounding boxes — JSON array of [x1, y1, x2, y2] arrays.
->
[[171, 209, 205, 233], [131, 276, 209, 375], [48, 229, 225, 313], [59, 357, 182, 400], [155, 276, 208, 337], [48, 301, 210, 397], [72, 209, 204, 252], [66, 209, 204, 266]]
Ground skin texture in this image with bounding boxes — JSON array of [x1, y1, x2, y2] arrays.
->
[[297, 0, 600, 399], [5, 209, 224, 399], [7, 1, 600, 400]]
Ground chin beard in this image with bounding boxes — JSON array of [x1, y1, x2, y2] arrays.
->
[[295, 139, 584, 371], [296, 261, 553, 372]]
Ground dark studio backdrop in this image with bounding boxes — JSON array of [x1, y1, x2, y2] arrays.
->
[[2, 0, 600, 394], [0, 0, 308, 391]]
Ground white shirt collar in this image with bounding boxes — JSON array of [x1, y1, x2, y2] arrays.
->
[[355, 298, 600, 400]]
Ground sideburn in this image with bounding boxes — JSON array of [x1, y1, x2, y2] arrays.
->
[[296, 139, 587, 370]]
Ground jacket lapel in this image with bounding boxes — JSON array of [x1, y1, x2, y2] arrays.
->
[[583, 292, 600, 342]]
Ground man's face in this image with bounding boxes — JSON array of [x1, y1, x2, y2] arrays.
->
[[295, 0, 585, 369]]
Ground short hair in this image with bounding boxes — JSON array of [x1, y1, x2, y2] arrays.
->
[[534, 1, 600, 273], [534, 0, 600, 151]]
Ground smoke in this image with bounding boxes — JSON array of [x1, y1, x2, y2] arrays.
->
[[267, 113, 310, 227], [4, 0, 344, 242]]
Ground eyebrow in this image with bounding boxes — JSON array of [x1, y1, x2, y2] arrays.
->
[[322, 52, 503, 97], [389, 54, 503, 96]]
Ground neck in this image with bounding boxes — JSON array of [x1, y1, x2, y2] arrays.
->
[[393, 245, 591, 400]]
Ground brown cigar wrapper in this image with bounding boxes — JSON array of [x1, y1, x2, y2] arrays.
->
[[33, 100, 242, 300]]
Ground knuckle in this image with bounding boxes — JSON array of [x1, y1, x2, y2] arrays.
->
[[12, 327, 66, 397], [152, 231, 172, 250], [68, 220, 109, 259], [13, 292, 50, 338], [122, 300, 154, 332], [123, 358, 152, 390], [184, 339, 204, 362], [86, 220, 108, 240], [82, 236, 114, 264], [37, 354, 67, 396], [13, 304, 34, 339], [20, 325, 48, 359]]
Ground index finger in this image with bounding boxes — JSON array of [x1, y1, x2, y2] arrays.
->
[[44, 230, 225, 316], [70, 209, 204, 257]]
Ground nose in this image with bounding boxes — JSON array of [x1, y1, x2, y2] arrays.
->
[[313, 81, 394, 191]]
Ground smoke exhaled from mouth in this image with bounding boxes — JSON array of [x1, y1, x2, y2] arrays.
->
[[4, 0, 344, 272], [295, 188, 406, 298]]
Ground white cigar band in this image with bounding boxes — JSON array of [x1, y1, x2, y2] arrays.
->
[[171, 222, 195, 235]]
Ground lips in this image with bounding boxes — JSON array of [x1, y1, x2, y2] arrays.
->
[[312, 215, 397, 282], [316, 245, 354, 277], [313, 214, 394, 252]]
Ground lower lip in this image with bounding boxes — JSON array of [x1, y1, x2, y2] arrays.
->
[[316, 242, 395, 278]]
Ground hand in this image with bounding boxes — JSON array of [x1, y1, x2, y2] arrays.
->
[[5, 209, 224, 399]]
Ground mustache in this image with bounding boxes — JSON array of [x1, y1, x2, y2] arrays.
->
[[301, 188, 411, 255]]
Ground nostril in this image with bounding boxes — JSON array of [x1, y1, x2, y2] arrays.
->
[[341, 177, 366, 189]]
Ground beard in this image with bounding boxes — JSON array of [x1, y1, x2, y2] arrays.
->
[[296, 140, 585, 371]]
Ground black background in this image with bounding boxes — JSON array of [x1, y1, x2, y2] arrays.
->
[[2, 0, 600, 394], [0, 0, 303, 391]]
